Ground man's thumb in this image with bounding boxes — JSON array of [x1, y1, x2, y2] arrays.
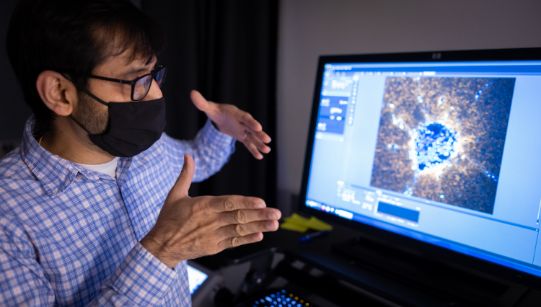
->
[[190, 90, 213, 114], [167, 154, 195, 202]]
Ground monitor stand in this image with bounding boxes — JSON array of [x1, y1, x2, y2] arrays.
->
[[331, 236, 527, 306]]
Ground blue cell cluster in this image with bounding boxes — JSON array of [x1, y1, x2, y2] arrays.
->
[[415, 122, 457, 171]]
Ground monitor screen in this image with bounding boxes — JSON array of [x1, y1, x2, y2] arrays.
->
[[187, 262, 209, 295], [300, 48, 541, 282]]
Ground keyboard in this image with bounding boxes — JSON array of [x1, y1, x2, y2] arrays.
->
[[251, 288, 315, 307]]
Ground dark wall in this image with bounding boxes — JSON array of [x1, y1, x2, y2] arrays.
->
[[142, 0, 278, 202], [0, 0, 30, 143]]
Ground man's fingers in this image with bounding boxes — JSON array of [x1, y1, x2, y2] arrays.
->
[[240, 112, 262, 132], [166, 154, 195, 202], [217, 208, 281, 227], [240, 127, 271, 145], [244, 141, 263, 160], [217, 232, 264, 250], [208, 196, 267, 212], [251, 129, 272, 144], [238, 130, 271, 159], [244, 132, 271, 154], [217, 220, 279, 239]]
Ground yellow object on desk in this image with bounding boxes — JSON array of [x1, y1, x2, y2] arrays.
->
[[280, 213, 333, 233], [280, 221, 309, 232]]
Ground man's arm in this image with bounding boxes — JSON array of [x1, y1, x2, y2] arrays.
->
[[0, 244, 183, 306], [0, 218, 55, 305], [0, 156, 281, 305], [0, 217, 186, 306], [159, 90, 272, 182], [89, 243, 184, 306], [161, 119, 235, 182]]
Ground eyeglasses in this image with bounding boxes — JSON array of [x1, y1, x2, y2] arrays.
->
[[87, 64, 167, 101]]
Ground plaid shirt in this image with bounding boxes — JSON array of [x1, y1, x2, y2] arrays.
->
[[0, 117, 235, 306]]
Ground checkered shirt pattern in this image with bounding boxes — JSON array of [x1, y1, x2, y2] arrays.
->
[[0, 117, 235, 306]]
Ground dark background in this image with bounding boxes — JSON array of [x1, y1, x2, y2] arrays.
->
[[0, 0, 27, 142], [142, 0, 278, 202]]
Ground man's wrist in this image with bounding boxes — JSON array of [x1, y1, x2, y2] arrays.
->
[[140, 235, 179, 269], [209, 119, 220, 131]]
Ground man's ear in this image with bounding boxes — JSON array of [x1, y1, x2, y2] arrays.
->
[[35, 71, 78, 116]]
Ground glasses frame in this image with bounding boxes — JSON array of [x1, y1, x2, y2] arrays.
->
[[87, 64, 166, 101]]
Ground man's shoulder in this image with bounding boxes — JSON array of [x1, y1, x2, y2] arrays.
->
[[0, 147, 34, 181], [0, 148, 42, 208]]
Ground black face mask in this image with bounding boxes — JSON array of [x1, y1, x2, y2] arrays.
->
[[73, 91, 166, 157]]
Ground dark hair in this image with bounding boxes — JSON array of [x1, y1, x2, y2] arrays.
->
[[6, 0, 165, 135]]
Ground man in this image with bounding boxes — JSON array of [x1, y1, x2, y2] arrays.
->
[[0, 0, 281, 305]]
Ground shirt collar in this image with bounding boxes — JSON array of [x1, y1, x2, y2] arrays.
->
[[20, 116, 121, 195]]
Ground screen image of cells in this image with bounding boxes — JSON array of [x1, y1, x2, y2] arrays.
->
[[416, 122, 457, 171], [370, 77, 515, 214]]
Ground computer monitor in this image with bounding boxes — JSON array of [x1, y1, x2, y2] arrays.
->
[[186, 261, 223, 307], [187, 262, 209, 295], [299, 48, 541, 286]]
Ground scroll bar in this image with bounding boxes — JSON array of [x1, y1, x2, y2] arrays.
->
[[537, 199, 541, 224]]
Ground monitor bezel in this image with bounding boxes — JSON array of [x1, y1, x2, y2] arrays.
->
[[297, 47, 541, 289]]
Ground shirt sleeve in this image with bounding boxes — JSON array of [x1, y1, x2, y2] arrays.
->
[[89, 243, 181, 306], [161, 119, 236, 182], [0, 217, 185, 306], [0, 218, 55, 305]]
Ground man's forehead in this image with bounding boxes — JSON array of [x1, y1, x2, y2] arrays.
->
[[89, 23, 158, 76], [93, 49, 157, 77]]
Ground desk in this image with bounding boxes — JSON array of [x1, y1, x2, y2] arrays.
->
[[195, 223, 541, 306]]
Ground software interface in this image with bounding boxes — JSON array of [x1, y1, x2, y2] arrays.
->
[[304, 60, 541, 277]]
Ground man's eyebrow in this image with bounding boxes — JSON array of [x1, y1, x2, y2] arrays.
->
[[122, 67, 150, 78], [120, 64, 157, 79], [119, 57, 158, 79]]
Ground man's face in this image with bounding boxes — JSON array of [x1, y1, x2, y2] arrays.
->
[[72, 50, 161, 134]]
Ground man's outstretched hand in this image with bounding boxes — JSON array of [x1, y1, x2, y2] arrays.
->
[[141, 155, 281, 268], [190, 90, 272, 160]]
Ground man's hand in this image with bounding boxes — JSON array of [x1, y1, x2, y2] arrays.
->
[[190, 90, 272, 160], [141, 155, 281, 268]]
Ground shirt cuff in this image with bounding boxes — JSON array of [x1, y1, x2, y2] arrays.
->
[[109, 243, 177, 305]]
